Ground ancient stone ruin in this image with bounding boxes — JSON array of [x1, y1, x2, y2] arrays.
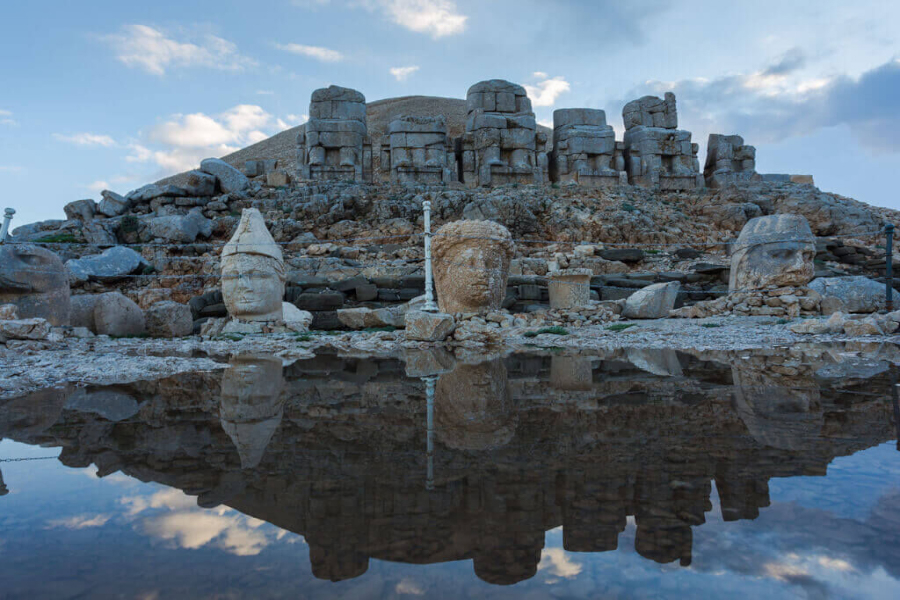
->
[[221, 208, 285, 322], [298, 85, 370, 183], [381, 115, 455, 184], [551, 109, 625, 187], [729, 214, 816, 292], [705, 134, 758, 188]]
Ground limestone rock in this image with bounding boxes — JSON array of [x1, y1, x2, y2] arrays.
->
[[405, 311, 455, 341], [93, 292, 146, 337], [403, 347, 456, 378], [126, 183, 189, 203], [145, 301, 193, 338], [0, 304, 19, 320], [623, 282, 680, 319], [452, 320, 504, 346], [843, 318, 883, 337], [282, 302, 313, 331], [97, 190, 130, 217], [773, 189, 881, 236], [148, 210, 211, 244], [221, 209, 284, 322], [825, 312, 846, 334], [184, 170, 217, 196], [0, 244, 71, 326], [338, 306, 406, 330], [66, 246, 148, 283], [200, 158, 250, 193], [729, 214, 815, 291], [808, 276, 885, 313], [820, 296, 845, 315], [0, 318, 51, 342], [432, 220, 515, 314], [64, 199, 96, 221], [81, 221, 117, 246], [790, 319, 830, 335]]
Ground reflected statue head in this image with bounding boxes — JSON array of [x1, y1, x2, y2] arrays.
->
[[221, 209, 285, 322]]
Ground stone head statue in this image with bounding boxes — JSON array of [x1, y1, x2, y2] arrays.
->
[[432, 220, 514, 314], [0, 244, 71, 325], [221, 209, 285, 322], [435, 358, 516, 451], [729, 214, 815, 291], [220, 353, 285, 469]]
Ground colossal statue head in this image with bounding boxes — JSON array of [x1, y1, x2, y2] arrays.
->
[[432, 220, 514, 314], [729, 214, 815, 292], [0, 244, 71, 325], [219, 353, 285, 469], [221, 209, 285, 322], [434, 358, 516, 451]]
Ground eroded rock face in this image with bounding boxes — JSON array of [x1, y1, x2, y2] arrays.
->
[[432, 220, 514, 314], [729, 215, 815, 292], [221, 209, 285, 322], [0, 244, 71, 326]]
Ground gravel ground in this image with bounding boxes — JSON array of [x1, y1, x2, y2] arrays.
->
[[2, 316, 899, 400]]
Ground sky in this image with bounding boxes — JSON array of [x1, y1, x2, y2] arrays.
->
[[1, 0, 900, 227]]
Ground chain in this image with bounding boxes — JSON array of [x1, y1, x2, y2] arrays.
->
[[0, 456, 59, 463]]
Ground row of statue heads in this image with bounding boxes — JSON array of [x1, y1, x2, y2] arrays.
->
[[296, 80, 759, 190]]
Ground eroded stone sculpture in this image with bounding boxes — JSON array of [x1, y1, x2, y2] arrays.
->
[[622, 92, 702, 190], [705, 134, 758, 188], [382, 115, 455, 184], [0, 244, 71, 326], [461, 80, 541, 187], [432, 220, 514, 314], [435, 358, 516, 451], [729, 214, 816, 292], [221, 209, 285, 322], [219, 353, 285, 469], [551, 109, 625, 187], [298, 85, 370, 182]]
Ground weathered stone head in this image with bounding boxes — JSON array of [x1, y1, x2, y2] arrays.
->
[[432, 220, 514, 314], [221, 209, 285, 322], [729, 214, 815, 291], [435, 358, 516, 451], [0, 244, 71, 325], [220, 353, 285, 469]]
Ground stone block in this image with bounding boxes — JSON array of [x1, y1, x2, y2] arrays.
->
[[405, 311, 455, 341], [93, 292, 146, 337], [145, 301, 193, 338], [295, 291, 344, 311], [266, 171, 290, 187], [548, 269, 592, 309], [98, 190, 130, 217], [184, 170, 217, 196], [64, 199, 96, 221], [200, 158, 250, 193], [623, 282, 680, 319]]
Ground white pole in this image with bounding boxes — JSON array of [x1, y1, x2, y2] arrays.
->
[[0, 208, 14, 243], [423, 200, 438, 312], [425, 375, 436, 491]]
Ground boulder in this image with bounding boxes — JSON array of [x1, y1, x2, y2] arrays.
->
[[200, 158, 249, 193], [145, 301, 193, 338], [790, 319, 830, 335], [623, 282, 680, 319], [405, 311, 455, 341], [66, 246, 148, 283], [64, 199, 96, 221], [0, 244, 71, 326], [97, 190, 130, 217], [93, 292, 146, 337], [808, 276, 885, 313], [338, 306, 406, 330], [599, 248, 644, 263], [184, 170, 217, 196], [149, 214, 203, 243], [843, 318, 883, 337], [282, 302, 313, 330], [126, 184, 189, 203], [81, 221, 117, 246], [0, 318, 51, 342]]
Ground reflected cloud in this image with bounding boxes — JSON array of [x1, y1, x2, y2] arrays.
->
[[46, 514, 111, 529], [538, 547, 583, 579]]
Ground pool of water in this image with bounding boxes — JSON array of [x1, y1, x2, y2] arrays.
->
[[1, 345, 899, 599]]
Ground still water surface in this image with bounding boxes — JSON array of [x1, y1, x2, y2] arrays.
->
[[1, 345, 899, 599]]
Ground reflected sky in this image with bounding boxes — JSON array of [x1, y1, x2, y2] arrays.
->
[[1, 346, 899, 599]]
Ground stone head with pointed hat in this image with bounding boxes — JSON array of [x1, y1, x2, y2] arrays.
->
[[221, 209, 285, 322]]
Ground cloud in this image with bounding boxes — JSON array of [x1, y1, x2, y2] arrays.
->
[[524, 73, 571, 107], [538, 547, 583, 579], [101, 24, 256, 75], [127, 104, 283, 174], [53, 133, 117, 147], [276, 113, 308, 130], [46, 514, 111, 529], [390, 65, 420, 81], [0, 109, 17, 126], [378, 0, 468, 38], [276, 43, 344, 62], [0, 166, 24, 173], [626, 55, 900, 155]]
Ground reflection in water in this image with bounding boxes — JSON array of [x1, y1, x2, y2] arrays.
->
[[0, 344, 898, 593], [0, 465, 7, 496]]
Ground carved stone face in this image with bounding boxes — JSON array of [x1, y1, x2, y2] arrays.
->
[[0, 244, 71, 325], [221, 254, 284, 321], [729, 215, 816, 291], [432, 221, 514, 315]]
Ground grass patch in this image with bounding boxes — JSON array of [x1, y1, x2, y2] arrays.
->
[[36, 233, 78, 244], [700, 323, 722, 328], [141, 265, 156, 275], [120, 215, 139, 234], [776, 318, 790, 325], [621, 202, 636, 213], [215, 333, 244, 341], [645, 249, 660, 255], [294, 333, 313, 342], [605, 323, 636, 332], [523, 326, 569, 338]]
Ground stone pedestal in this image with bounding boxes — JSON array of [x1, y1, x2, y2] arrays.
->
[[548, 269, 592, 309]]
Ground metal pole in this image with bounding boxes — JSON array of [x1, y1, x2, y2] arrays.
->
[[423, 200, 438, 312], [886, 223, 894, 313], [424, 376, 436, 490], [0, 208, 14, 244]]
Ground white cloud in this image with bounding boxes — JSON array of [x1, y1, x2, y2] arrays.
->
[[87, 180, 110, 192], [276, 114, 308, 130], [390, 65, 420, 81], [0, 166, 24, 173], [524, 74, 571, 107], [53, 133, 117, 147], [46, 514, 112, 529], [276, 43, 344, 62], [538, 547, 583, 579], [378, 0, 468, 38], [0, 109, 17, 126], [256, 90, 275, 95], [101, 24, 256, 76]]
